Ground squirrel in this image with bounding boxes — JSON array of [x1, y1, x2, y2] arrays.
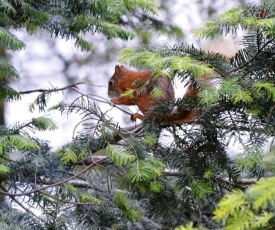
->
[[108, 65, 196, 124], [108, 38, 239, 124]]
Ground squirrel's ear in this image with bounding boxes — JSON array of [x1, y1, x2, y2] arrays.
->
[[115, 65, 121, 73]]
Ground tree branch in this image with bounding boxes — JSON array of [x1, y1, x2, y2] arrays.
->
[[0, 184, 44, 221], [19, 82, 82, 94], [0, 158, 105, 197], [163, 170, 257, 184]]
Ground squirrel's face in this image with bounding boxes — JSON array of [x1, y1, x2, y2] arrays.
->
[[108, 65, 124, 98], [108, 78, 120, 98]]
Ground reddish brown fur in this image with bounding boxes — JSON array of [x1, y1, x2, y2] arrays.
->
[[108, 65, 196, 124]]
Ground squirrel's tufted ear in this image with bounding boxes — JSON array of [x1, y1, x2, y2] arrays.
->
[[115, 65, 122, 73]]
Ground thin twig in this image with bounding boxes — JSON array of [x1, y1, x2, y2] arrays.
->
[[72, 88, 134, 116]]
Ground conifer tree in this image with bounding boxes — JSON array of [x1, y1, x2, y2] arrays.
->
[[1, 1, 275, 230]]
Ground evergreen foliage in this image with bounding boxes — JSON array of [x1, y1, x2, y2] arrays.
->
[[212, 178, 275, 230], [115, 2, 275, 229], [1, 1, 275, 230], [0, 0, 175, 102]]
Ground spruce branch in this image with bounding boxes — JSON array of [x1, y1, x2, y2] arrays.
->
[[0, 157, 105, 197], [231, 37, 275, 73]]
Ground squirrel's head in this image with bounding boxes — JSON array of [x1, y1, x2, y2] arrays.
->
[[108, 65, 128, 98], [108, 65, 152, 98]]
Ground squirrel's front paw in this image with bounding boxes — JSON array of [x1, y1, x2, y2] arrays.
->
[[131, 114, 137, 122], [131, 113, 144, 122], [111, 98, 119, 104]]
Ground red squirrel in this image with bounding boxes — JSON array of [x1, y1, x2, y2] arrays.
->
[[108, 39, 239, 124], [108, 65, 196, 124]]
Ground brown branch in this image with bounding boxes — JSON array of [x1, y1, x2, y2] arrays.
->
[[19, 82, 83, 94], [0, 184, 43, 221], [76, 156, 107, 166], [19, 82, 106, 95], [39, 190, 114, 207], [0, 158, 105, 197]]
